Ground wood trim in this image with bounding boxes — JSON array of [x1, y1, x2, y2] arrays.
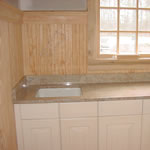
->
[[99, 7, 150, 10], [88, 63, 150, 74], [136, 0, 139, 54], [0, 19, 18, 150], [0, 1, 24, 87], [0, 1, 22, 23], [88, 0, 98, 60], [0, 2, 23, 149], [23, 11, 88, 24], [0, 0, 21, 13], [8, 22, 24, 87]]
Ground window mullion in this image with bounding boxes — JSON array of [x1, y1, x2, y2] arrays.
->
[[117, 0, 120, 55], [136, 0, 139, 55]]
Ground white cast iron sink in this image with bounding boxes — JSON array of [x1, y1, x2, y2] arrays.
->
[[36, 88, 81, 98]]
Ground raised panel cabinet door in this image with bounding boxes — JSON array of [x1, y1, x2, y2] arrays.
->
[[22, 119, 60, 150], [141, 115, 150, 150], [99, 116, 141, 150], [61, 118, 97, 150]]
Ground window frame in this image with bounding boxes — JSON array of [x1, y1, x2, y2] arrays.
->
[[88, 0, 150, 73], [97, 0, 150, 61]]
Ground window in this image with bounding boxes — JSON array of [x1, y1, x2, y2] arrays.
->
[[98, 0, 150, 60]]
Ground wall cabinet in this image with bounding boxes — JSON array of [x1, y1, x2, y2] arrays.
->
[[15, 100, 149, 150]]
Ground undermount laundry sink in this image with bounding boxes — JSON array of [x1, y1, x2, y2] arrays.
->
[[36, 88, 81, 98]]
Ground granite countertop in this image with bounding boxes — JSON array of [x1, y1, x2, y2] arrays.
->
[[13, 82, 150, 104]]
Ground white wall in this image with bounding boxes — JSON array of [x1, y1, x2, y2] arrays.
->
[[19, 0, 87, 10], [4, 0, 19, 8]]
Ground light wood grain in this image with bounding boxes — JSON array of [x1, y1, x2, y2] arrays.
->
[[8, 22, 24, 87], [88, 0, 98, 61], [0, 2, 23, 150], [0, 19, 17, 150], [0, 0, 22, 23], [22, 12, 87, 75], [0, 1, 24, 88]]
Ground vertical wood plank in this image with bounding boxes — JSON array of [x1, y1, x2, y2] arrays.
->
[[0, 19, 17, 150], [22, 12, 87, 75]]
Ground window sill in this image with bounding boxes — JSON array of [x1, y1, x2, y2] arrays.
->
[[94, 54, 150, 64], [88, 56, 150, 74]]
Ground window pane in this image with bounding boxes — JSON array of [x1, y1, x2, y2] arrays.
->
[[139, 10, 150, 31], [138, 33, 150, 54], [120, 0, 136, 8], [100, 9, 117, 31], [100, 0, 117, 7], [139, 0, 150, 8], [119, 33, 136, 54], [100, 32, 117, 54], [120, 9, 136, 31]]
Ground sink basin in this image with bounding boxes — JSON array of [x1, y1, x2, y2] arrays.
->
[[36, 88, 81, 98]]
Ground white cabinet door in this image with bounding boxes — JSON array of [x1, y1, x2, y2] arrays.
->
[[22, 119, 60, 150], [99, 116, 141, 150], [141, 115, 150, 150], [61, 118, 97, 150]]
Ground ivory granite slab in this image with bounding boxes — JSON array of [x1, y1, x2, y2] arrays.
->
[[13, 82, 150, 104]]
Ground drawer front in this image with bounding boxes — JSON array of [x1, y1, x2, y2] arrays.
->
[[99, 100, 142, 116], [20, 104, 59, 119], [60, 102, 97, 118], [143, 100, 150, 114]]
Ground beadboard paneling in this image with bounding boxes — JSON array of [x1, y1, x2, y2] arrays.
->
[[0, 19, 17, 150], [0, 2, 23, 150], [8, 22, 24, 87], [0, 1, 24, 88], [22, 12, 87, 75]]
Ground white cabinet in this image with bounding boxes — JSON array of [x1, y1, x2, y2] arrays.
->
[[61, 118, 97, 150], [99, 100, 142, 150], [141, 100, 150, 150], [60, 102, 98, 150], [141, 115, 150, 150], [22, 119, 60, 150], [15, 100, 145, 150], [99, 116, 141, 150], [14, 104, 60, 150]]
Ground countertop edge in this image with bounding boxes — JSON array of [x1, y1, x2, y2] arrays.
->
[[13, 96, 150, 104]]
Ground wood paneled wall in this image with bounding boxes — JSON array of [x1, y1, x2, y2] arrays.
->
[[0, 19, 17, 150], [9, 22, 24, 87], [22, 12, 87, 75], [0, 1, 23, 150], [0, 1, 24, 88]]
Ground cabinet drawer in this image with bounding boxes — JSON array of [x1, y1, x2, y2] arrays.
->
[[99, 100, 142, 116], [60, 102, 97, 118], [20, 104, 59, 119], [143, 100, 150, 114]]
